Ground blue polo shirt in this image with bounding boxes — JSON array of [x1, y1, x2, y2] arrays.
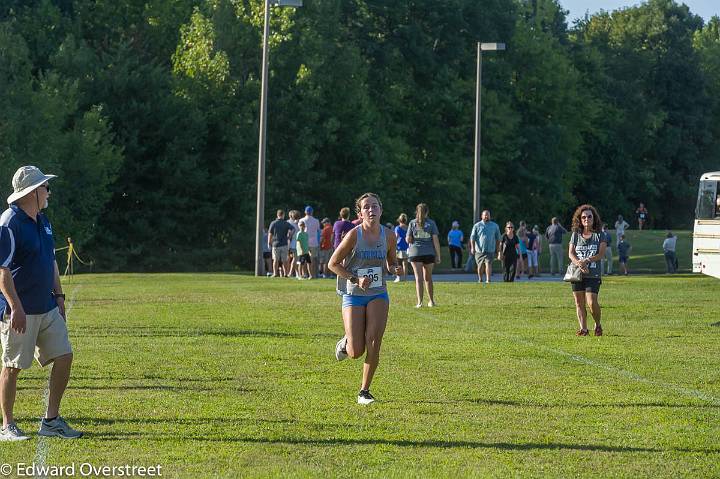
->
[[0, 205, 57, 316], [470, 220, 501, 253]]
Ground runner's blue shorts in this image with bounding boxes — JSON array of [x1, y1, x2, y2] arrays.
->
[[342, 292, 390, 309]]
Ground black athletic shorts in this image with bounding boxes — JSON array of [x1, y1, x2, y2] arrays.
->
[[409, 255, 435, 264], [571, 277, 601, 294], [263, 252, 272, 259]]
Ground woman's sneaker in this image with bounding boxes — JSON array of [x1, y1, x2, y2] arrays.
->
[[335, 336, 348, 361], [38, 416, 83, 439], [0, 423, 30, 441], [357, 390, 375, 405]]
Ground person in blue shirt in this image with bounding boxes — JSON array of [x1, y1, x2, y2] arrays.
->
[[0, 166, 81, 441], [447, 221, 464, 269], [469, 210, 501, 283], [394, 214, 409, 282]]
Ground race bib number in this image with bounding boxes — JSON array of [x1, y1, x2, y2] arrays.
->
[[351, 267, 383, 289]]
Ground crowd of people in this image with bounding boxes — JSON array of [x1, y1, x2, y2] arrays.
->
[[265, 201, 678, 283]]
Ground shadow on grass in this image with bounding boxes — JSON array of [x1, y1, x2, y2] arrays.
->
[[87, 433, 684, 453], [75, 327, 295, 339], [16, 376, 251, 392], [406, 398, 720, 409], [69, 417, 299, 426], [18, 385, 253, 392]]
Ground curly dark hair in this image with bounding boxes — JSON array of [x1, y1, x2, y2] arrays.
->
[[571, 204, 602, 233]]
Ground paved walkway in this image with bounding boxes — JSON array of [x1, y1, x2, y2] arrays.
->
[[413, 273, 564, 283]]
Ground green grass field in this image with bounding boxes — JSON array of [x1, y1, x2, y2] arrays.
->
[[2, 273, 719, 478]]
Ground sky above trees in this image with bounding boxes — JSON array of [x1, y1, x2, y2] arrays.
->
[[562, 0, 717, 21]]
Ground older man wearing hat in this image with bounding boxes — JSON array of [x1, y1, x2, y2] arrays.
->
[[0, 166, 81, 441]]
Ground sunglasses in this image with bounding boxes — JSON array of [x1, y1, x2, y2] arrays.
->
[[39, 184, 50, 192], [581, 215, 592, 219], [506, 226, 514, 229]]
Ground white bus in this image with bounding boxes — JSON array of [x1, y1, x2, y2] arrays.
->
[[693, 171, 720, 278]]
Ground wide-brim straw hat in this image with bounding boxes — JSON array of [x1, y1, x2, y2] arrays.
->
[[7, 166, 57, 204]]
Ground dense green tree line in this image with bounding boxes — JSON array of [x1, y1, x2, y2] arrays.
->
[[0, 0, 718, 271]]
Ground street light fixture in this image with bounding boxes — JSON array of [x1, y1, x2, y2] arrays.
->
[[473, 42, 505, 224], [255, 0, 303, 276]]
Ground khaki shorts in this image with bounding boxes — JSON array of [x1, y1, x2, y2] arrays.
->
[[474, 252, 493, 264], [272, 245, 289, 263], [1, 307, 73, 369]]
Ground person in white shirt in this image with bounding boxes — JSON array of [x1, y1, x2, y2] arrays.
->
[[302, 206, 321, 278], [614, 215, 629, 248], [662, 231, 678, 274]]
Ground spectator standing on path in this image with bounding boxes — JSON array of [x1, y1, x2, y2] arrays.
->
[[532, 225, 543, 275], [319, 218, 334, 278], [407, 203, 441, 308], [0, 166, 82, 441], [568, 204, 607, 337], [545, 217, 568, 276], [333, 208, 355, 250], [295, 220, 312, 280], [499, 222, 520, 282], [601, 224, 613, 275], [516, 222, 529, 280], [617, 234, 631, 275], [394, 214, 409, 282], [663, 231, 678, 274], [526, 227, 539, 278], [469, 210, 501, 284], [302, 206, 321, 278], [614, 215, 629, 247], [268, 210, 294, 277], [287, 210, 300, 278], [447, 221, 464, 269], [262, 227, 272, 276], [635, 203, 649, 230]]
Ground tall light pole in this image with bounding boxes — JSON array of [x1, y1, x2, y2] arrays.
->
[[473, 42, 505, 224], [255, 0, 302, 276]]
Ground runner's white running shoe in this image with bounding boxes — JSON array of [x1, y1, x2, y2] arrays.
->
[[335, 336, 348, 361], [357, 390, 375, 405], [0, 423, 30, 441]]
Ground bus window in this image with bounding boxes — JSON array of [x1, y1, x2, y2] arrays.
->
[[696, 180, 718, 219]]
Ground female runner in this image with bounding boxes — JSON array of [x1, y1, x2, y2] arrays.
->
[[329, 193, 400, 405]]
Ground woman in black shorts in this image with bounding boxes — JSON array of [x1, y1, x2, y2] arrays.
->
[[406, 203, 441, 308], [568, 204, 607, 336]]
